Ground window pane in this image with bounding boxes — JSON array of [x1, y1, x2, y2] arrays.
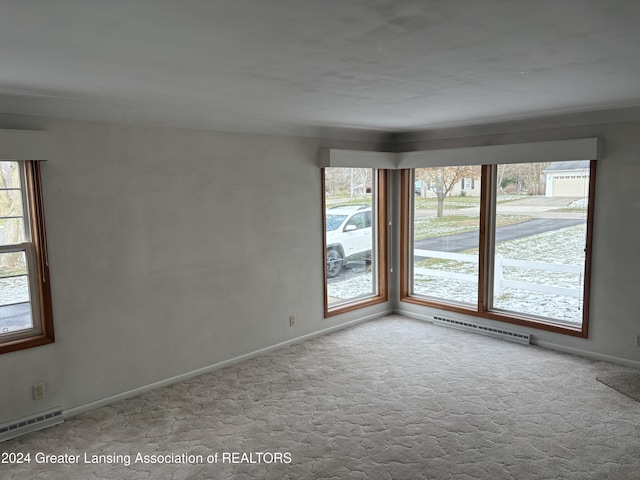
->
[[0, 162, 22, 188], [0, 251, 33, 335], [0, 189, 25, 216], [492, 161, 590, 324], [411, 166, 481, 305], [0, 161, 26, 246], [0, 217, 26, 245], [325, 167, 376, 306]]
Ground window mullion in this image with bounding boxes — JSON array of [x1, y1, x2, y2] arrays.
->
[[363, 170, 379, 295], [478, 164, 496, 313], [376, 169, 387, 298], [399, 169, 412, 300], [407, 170, 415, 295]]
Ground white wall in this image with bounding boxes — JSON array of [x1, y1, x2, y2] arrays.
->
[[0, 115, 393, 425], [3, 108, 640, 429], [394, 114, 640, 368]]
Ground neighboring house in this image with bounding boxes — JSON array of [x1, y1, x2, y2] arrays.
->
[[544, 160, 590, 197], [417, 177, 481, 197], [351, 183, 367, 195], [459, 177, 479, 196]]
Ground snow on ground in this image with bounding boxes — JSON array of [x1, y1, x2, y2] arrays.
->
[[413, 214, 529, 241], [567, 198, 588, 209], [329, 224, 587, 324], [414, 224, 587, 322], [327, 266, 375, 304], [491, 225, 586, 322], [0, 276, 28, 305]]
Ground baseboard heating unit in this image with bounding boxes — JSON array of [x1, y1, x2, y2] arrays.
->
[[432, 315, 531, 345], [0, 408, 63, 443]]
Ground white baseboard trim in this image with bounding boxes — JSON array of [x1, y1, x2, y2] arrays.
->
[[65, 309, 392, 419], [533, 340, 640, 370], [395, 308, 640, 370], [395, 310, 433, 323]]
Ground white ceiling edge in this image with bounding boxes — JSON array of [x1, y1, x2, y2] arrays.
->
[[395, 105, 640, 145], [0, 92, 391, 144], [2, 91, 640, 149]]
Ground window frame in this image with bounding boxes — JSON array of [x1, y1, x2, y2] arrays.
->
[[400, 161, 596, 337], [0, 160, 54, 354], [322, 168, 388, 317]]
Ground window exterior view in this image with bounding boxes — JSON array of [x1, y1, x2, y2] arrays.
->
[[402, 160, 594, 336], [323, 167, 387, 315], [491, 162, 591, 325], [0, 161, 54, 353], [410, 165, 482, 306]]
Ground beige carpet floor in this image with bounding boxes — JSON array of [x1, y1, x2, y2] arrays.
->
[[3, 315, 640, 479]]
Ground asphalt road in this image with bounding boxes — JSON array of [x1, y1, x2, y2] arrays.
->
[[414, 218, 584, 257], [0, 303, 31, 331]]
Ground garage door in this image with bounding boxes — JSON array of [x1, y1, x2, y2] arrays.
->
[[552, 176, 588, 197]]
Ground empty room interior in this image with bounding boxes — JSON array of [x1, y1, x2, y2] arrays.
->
[[1, 1, 640, 478]]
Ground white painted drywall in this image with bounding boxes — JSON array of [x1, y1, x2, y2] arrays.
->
[[395, 116, 640, 367], [0, 114, 392, 425], [2, 108, 640, 429]]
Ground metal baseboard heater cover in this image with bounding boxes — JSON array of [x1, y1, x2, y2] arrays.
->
[[432, 315, 531, 345], [0, 408, 63, 443]]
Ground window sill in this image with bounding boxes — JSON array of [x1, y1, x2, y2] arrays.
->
[[325, 294, 388, 318], [0, 332, 55, 355]]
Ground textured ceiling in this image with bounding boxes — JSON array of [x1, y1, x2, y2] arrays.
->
[[1, 0, 640, 136]]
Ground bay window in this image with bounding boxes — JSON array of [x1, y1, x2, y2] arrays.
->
[[401, 152, 596, 337]]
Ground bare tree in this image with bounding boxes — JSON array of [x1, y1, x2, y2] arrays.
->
[[527, 162, 549, 195], [499, 162, 549, 195], [416, 166, 480, 217], [325, 167, 371, 200], [497, 164, 507, 193]]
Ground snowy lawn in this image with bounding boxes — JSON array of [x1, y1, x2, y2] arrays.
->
[[413, 194, 527, 210], [413, 215, 529, 240], [329, 224, 587, 324], [414, 224, 587, 323]]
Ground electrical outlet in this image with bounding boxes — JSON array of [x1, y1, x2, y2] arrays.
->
[[33, 383, 45, 401], [289, 315, 296, 327], [636, 335, 640, 348]]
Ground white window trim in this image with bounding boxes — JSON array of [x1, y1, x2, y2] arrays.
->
[[0, 160, 54, 354]]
